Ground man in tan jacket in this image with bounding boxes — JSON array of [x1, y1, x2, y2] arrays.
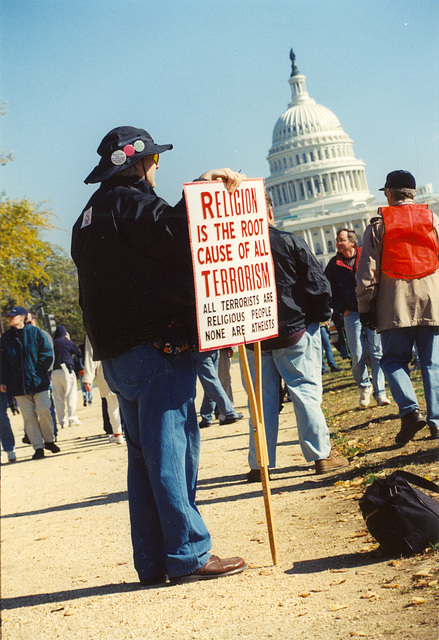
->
[[356, 170, 439, 444]]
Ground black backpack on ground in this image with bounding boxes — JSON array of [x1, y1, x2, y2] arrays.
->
[[359, 470, 439, 556]]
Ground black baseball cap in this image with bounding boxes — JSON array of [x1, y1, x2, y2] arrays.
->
[[379, 170, 416, 191]]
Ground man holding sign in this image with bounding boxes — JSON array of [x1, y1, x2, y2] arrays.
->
[[245, 195, 349, 481], [72, 126, 246, 585]]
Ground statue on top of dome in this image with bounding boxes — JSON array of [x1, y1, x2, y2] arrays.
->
[[289, 48, 299, 77]]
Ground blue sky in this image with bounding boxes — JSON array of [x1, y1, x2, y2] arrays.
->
[[1, 0, 438, 251]]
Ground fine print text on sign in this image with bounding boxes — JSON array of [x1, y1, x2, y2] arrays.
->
[[184, 178, 278, 351]]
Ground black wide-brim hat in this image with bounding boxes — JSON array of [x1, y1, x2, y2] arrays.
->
[[84, 126, 173, 184]]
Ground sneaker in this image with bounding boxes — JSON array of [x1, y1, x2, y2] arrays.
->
[[32, 448, 45, 460], [199, 419, 212, 429], [376, 394, 391, 406], [7, 451, 16, 462], [330, 365, 341, 372], [83, 399, 87, 407], [315, 451, 349, 475], [69, 418, 82, 426], [44, 442, 61, 453], [219, 413, 244, 426], [109, 433, 124, 444], [22, 434, 30, 444], [359, 387, 373, 408], [395, 409, 427, 445], [429, 426, 439, 440], [62, 420, 69, 428]]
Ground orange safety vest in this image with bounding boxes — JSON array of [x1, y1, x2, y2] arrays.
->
[[381, 204, 439, 279]]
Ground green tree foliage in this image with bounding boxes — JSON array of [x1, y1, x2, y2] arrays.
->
[[0, 197, 53, 304], [0, 197, 83, 341]]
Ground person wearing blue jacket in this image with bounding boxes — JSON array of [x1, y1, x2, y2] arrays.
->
[[0, 306, 60, 460]]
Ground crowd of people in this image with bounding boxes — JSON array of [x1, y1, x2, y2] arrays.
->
[[1, 123, 437, 587]]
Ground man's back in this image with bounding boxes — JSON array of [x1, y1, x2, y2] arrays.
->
[[356, 206, 439, 333], [268, 226, 332, 338], [71, 175, 196, 360]]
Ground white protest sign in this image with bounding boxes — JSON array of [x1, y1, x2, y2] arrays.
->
[[184, 178, 278, 351]]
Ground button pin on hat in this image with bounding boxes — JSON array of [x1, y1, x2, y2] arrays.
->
[[111, 150, 127, 166]]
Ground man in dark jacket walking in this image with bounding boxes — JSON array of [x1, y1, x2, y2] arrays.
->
[[0, 306, 60, 459], [244, 196, 348, 481], [52, 325, 81, 427]]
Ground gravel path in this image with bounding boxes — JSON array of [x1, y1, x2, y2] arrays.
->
[[1, 360, 437, 639]]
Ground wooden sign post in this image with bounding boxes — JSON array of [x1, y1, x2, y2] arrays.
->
[[238, 342, 278, 565]]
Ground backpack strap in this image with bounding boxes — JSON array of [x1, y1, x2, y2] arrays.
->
[[394, 470, 439, 494]]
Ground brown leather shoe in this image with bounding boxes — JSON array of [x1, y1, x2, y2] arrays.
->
[[171, 555, 246, 584], [395, 409, 427, 445], [315, 451, 348, 475]]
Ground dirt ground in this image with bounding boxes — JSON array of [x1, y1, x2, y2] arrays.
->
[[1, 357, 438, 640]]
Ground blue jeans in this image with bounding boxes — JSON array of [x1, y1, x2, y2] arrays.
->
[[244, 323, 331, 468], [194, 350, 239, 422], [380, 326, 439, 429], [49, 385, 58, 438], [321, 326, 337, 370], [0, 391, 15, 452], [103, 343, 211, 580], [343, 311, 386, 397], [81, 378, 93, 404]]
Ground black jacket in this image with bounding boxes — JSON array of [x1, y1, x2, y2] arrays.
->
[[261, 227, 332, 349], [324, 249, 361, 317], [53, 325, 80, 371], [71, 176, 197, 360]]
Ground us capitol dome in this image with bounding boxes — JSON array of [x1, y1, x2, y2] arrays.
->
[[265, 49, 376, 267]]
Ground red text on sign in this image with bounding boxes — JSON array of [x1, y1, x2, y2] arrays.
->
[[200, 187, 258, 220]]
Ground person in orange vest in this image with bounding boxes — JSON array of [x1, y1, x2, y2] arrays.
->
[[356, 170, 439, 444]]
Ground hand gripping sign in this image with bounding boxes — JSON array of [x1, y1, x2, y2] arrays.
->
[[184, 178, 279, 564]]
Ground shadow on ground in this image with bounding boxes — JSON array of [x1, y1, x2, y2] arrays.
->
[[1, 581, 168, 611], [287, 550, 385, 574]]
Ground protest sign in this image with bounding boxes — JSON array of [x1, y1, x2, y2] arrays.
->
[[184, 178, 278, 351]]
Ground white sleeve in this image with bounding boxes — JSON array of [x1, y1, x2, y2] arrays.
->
[[82, 335, 97, 384]]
